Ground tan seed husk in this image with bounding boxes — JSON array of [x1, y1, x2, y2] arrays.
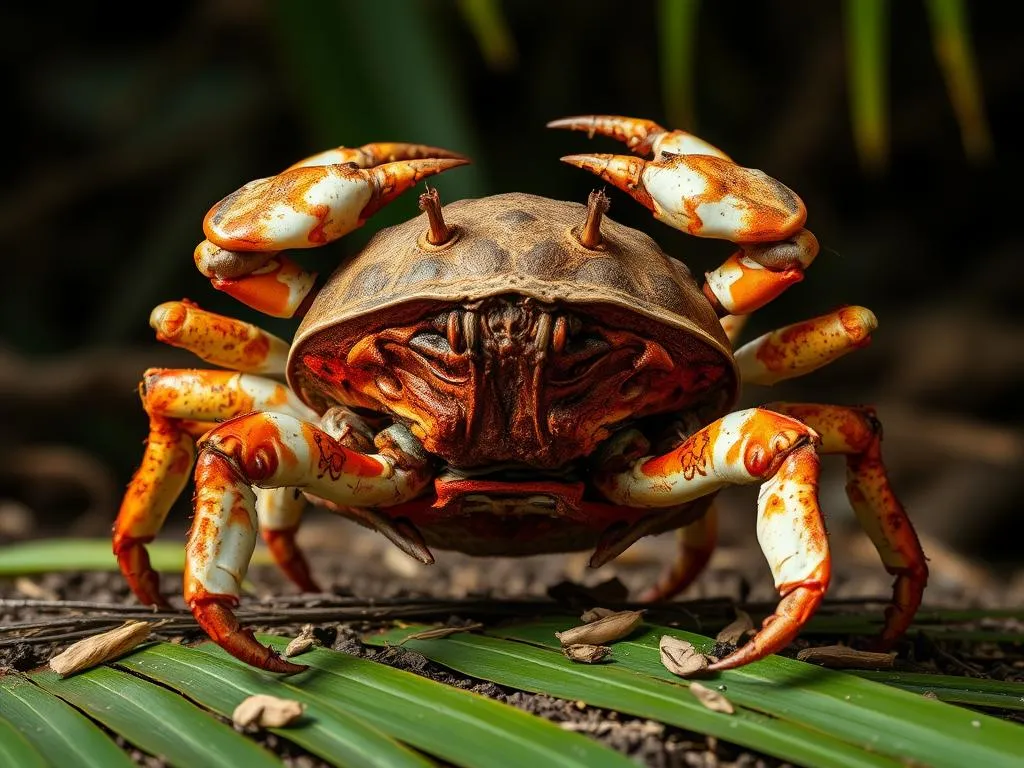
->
[[283, 624, 318, 658], [580, 607, 617, 623], [232, 694, 305, 728], [49, 621, 152, 678], [690, 682, 735, 714], [400, 622, 484, 645], [562, 644, 612, 663], [715, 610, 754, 645], [555, 610, 644, 646], [796, 645, 897, 669], [658, 635, 709, 678]]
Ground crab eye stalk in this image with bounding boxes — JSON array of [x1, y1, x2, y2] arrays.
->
[[419, 186, 455, 246], [575, 188, 611, 249]]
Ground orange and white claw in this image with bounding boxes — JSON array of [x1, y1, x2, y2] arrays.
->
[[547, 115, 732, 161], [203, 158, 468, 253], [560, 153, 805, 243], [149, 301, 291, 374], [735, 306, 878, 386], [594, 408, 819, 508], [210, 255, 318, 319], [286, 142, 468, 171], [711, 445, 831, 670]]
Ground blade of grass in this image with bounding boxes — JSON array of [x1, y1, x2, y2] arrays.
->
[[490, 619, 1024, 768], [366, 626, 903, 768], [116, 643, 434, 768], [0, 702, 59, 768], [30, 665, 283, 768], [195, 636, 638, 768], [844, 0, 888, 173], [851, 670, 1024, 711], [0, 538, 271, 575], [456, 0, 518, 71], [925, 0, 993, 162], [657, 0, 700, 131], [0, 673, 135, 768]]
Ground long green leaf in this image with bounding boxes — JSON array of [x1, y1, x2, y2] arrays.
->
[[925, 0, 993, 161], [492, 619, 1024, 768], [657, 0, 700, 130], [366, 626, 902, 768], [0, 716, 47, 768], [844, 0, 888, 173], [0, 537, 271, 575], [196, 636, 636, 768], [30, 665, 283, 768], [851, 670, 1024, 711], [117, 643, 433, 768], [0, 673, 134, 768]]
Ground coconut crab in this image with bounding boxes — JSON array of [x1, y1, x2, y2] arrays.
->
[[113, 115, 927, 674]]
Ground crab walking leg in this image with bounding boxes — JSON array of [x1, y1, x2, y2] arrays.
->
[[766, 402, 928, 646], [638, 505, 719, 602], [735, 306, 877, 386], [594, 408, 830, 667], [149, 301, 290, 374], [719, 315, 749, 347], [256, 487, 320, 593], [187, 414, 432, 671], [113, 369, 317, 605], [547, 115, 733, 161]]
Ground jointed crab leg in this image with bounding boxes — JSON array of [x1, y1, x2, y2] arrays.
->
[[734, 306, 877, 386], [149, 301, 291, 374], [188, 413, 433, 671], [638, 505, 719, 602], [548, 115, 732, 161], [766, 403, 928, 646], [594, 408, 829, 669], [257, 487, 320, 594]]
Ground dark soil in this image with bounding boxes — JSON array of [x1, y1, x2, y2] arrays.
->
[[3, 517, 1023, 767]]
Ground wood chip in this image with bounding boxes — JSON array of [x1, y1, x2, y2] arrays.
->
[[796, 645, 897, 669], [14, 577, 59, 601], [555, 610, 644, 646], [658, 636, 709, 678], [232, 694, 305, 728], [49, 621, 151, 677], [562, 644, 612, 663], [399, 622, 484, 644], [580, 607, 617, 623], [715, 610, 754, 645], [283, 624, 318, 658], [690, 682, 735, 714]]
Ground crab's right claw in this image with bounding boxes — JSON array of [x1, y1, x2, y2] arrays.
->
[[286, 142, 469, 171], [548, 114, 732, 161], [560, 153, 806, 244]]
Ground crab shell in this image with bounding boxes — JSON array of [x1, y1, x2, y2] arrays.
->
[[287, 192, 740, 554]]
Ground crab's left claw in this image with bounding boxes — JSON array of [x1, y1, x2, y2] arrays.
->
[[548, 114, 731, 161], [204, 157, 469, 253], [286, 142, 469, 171], [561, 153, 806, 244]]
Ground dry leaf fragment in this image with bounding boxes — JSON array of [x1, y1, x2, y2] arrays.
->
[[796, 645, 897, 669], [715, 610, 754, 645], [232, 694, 305, 728], [555, 610, 644, 646], [562, 644, 612, 663], [580, 607, 617, 623], [658, 635, 709, 678], [400, 622, 484, 644], [690, 682, 735, 714], [283, 624, 318, 658], [49, 621, 151, 677]]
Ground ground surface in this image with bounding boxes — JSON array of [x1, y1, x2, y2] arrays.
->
[[2, 517, 1023, 767]]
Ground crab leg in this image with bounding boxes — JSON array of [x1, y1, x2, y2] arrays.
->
[[594, 408, 829, 669], [188, 414, 433, 671], [766, 403, 928, 646], [257, 487, 320, 594], [548, 114, 732, 161], [735, 306, 877, 386], [113, 368, 317, 605], [638, 504, 719, 602]]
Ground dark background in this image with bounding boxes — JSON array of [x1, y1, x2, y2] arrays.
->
[[2, 1, 1021, 576]]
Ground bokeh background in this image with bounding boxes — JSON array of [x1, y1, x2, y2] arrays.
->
[[2, 1, 1022, 590]]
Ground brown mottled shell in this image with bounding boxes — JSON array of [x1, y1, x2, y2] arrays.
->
[[289, 192, 737, 410]]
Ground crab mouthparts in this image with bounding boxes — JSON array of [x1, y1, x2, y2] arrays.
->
[[432, 464, 586, 513]]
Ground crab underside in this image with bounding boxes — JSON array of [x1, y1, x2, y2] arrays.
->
[[113, 115, 928, 675]]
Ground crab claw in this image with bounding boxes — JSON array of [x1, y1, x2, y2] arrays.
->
[[286, 142, 469, 171], [203, 157, 469, 252], [560, 153, 806, 243], [548, 114, 731, 161], [191, 595, 307, 674]]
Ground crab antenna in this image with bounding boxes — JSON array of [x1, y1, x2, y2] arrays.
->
[[576, 188, 611, 248], [419, 186, 454, 245]]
